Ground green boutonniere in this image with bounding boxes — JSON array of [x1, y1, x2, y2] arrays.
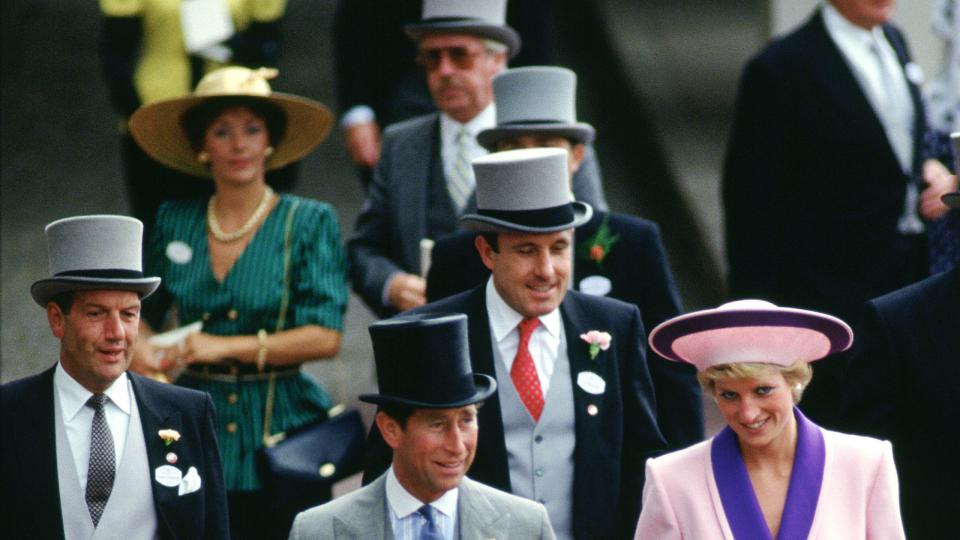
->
[[577, 214, 619, 267]]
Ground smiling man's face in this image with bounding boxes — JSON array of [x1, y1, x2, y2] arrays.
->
[[478, 229, 573, 318]]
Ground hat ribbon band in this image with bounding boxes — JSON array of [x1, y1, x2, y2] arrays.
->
[[55, 268, 146, 279], [499, 119, 572, 126], [478, 203, 574, 228], [420, 17, 485, 24]]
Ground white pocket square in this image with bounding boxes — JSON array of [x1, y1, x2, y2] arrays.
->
[[178, 466, 202, 495]]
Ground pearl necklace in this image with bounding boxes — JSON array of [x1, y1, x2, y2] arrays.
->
[[207, 187, 274, 243]]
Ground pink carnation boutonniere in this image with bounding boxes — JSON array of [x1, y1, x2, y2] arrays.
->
[[158, 429, 181, 446], [580, 330, 612, 360]]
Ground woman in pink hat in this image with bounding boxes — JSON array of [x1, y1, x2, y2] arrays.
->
[[634, 300, 905, 539]]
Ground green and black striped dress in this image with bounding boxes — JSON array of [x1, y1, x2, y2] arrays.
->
[[143, 194, 347, 491]]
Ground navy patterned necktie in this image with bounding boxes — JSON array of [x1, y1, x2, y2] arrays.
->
[[86, 393, 115, 526], [417, 504, 443, 540]]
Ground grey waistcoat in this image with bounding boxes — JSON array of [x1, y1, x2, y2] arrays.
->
[[492, 328, 576, 540], [55, 385, 158, 540]]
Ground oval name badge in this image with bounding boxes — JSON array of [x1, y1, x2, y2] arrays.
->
[[154, 464, 183, 487], [576, 371, 606, 395], [579, 275, 612, 297], [166, 241, 193, 264]]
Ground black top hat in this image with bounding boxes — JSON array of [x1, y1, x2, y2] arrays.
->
[[360, 313, 497, 408]]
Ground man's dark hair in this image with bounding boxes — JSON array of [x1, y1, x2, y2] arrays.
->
[[379, 404, 416, 428], [480, 232, 499, 252], [181, 97, 287, 152], [50, 291, 76, 314]]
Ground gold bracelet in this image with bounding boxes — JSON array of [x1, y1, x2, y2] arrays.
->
[[256, 329, 268, 372]]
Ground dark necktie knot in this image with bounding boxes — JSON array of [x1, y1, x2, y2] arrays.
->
[[87, 393, 108, 410], [417, 504, 443, 540]]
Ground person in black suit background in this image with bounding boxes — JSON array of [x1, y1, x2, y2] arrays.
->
[[0, 215, 228, 540], [426, 65, 703, 451], [840, 168, 960, 540], [332, 0, 558, 186], [366, 148, 667, 540], [721, 0, 956, 424]]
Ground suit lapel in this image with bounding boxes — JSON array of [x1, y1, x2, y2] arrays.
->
[[333, 475, 391, 539], [129, 375, 184, 538], [458, 478, 507, 539], [20, 367, 66, 538], [461, 287, 512, 492], [804, 10, 906, 176], [396, 115, 438, 272]]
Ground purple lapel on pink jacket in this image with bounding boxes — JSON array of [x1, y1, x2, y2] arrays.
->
[[711, 407, 825, 539]]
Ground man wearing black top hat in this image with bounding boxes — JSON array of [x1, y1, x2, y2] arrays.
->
[[290, 313, 555, 539], [366, 148, 667, 540], [425, 65, 704, 452], [0, 215, 228, 540]]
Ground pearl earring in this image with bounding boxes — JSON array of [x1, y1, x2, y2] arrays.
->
[[264, 146, 274, 157], [197, 151, 210, 163]]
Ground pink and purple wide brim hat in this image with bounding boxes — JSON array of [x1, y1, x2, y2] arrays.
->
[[649, 300, 853, 372]]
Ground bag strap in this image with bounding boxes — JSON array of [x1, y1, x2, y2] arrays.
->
[[262, 199, 300, 447]]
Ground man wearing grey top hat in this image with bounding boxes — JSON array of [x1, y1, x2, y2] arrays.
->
[[347, 0, 608, 319], [426, 66, 704, 451], [290, 313, 555, 539], [0, 215, 228, 540], [841, 137, 960, 540], [366, 148, 667, 540]]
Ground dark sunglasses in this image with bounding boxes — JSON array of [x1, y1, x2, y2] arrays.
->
[[416, 46, 485, 71]]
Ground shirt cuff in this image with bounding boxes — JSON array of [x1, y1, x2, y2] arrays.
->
[[341, 105, 376, 129]]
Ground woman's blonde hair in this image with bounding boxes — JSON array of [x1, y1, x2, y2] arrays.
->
[[697, 360, 812, 403]]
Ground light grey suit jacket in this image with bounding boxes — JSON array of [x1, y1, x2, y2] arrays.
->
[[288, 474, 556, 540], [347, 112, 608, 318]]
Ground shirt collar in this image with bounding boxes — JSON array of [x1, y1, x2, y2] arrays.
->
[[440, 103, 496, 141], [822, 2, 885, 49], [385, 466, 459, 519], [54, 362, 131, 422], [485, 277, 562, 343]]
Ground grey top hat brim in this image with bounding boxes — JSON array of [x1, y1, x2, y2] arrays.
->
[[359, 373, 497, 408], [405, 21, 521, 59], [460, 201, 593, 233], [31, 277, 161, 307], [477, 122, 596, 151]]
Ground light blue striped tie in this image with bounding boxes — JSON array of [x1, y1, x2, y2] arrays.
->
[[448, 128, 474, 212]]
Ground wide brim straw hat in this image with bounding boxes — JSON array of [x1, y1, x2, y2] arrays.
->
[[648, 299, 853, 372], [129, 67, 333, 178]]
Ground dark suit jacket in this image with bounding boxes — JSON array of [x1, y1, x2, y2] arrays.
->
[[1, 367, 229, 540], [841, 267, 960, 539], [426, 211, 703, 449], [364, 287, 668, 539], [723, 9, 928, 324], [347, 113, 609, 318]]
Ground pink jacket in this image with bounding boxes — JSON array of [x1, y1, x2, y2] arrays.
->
[[634, 427, 905, 539]]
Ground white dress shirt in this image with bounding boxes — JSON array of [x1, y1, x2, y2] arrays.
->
[[54, 363, 131, 495], [439, 104, 496, 192], [485, 277, 563, 395], [385, 466, 458, 540]]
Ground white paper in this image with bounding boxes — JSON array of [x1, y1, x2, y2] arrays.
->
[[419, 238, 435, 279], [180, 0, 234, 55], [148, 321, 203, 349]]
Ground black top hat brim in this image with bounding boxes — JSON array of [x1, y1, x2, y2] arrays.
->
[[460, 201, 593, 233], [359, 373, 497, 408], [405, 21, 521, 59], [477, 123, 596, 151], [943, 191, 960, 209], [31, 277, 161, 307]]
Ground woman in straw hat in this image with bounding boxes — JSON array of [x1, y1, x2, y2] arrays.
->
[[634, 300, 905, 539], [127, 66, 345, 538]]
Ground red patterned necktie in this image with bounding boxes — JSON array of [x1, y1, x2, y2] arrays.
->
[[511, 317, 545, 422]]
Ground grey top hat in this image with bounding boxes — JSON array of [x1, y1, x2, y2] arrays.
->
[[30, 215, 161, 306], [477, 66, 596, 151], [405, 0, 521, 59], [460, 147, 593, 233], [942, 132, 960, 209], [360, 313, 497, 408]]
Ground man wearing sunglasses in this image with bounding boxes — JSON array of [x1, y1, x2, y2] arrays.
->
[[347, 0, 608, 319]]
